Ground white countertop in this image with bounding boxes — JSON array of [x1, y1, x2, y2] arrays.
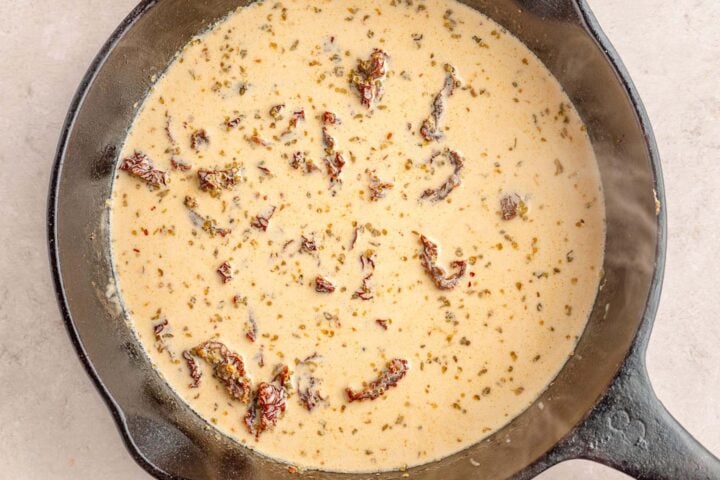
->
[[1, 1, 718, 478]]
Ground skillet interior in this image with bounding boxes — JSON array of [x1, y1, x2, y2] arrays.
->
[[49, 0, 660, 478]]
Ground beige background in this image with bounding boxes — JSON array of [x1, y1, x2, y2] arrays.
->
[[0, 0, 718, 478]]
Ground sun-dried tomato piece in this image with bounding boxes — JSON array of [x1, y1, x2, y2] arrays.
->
[[183, 196, 231, 237], [244, 365, 289, 438], [315, 276, 335, 293], [269, 103, 285, 120], [197, 165, 242, 193], [359, 251, 375, 271], [120, 151, 168, 187], [324, 152, 345, 187], [420, 64, 461, 142], [300, 235, 317, 254], [420, 148, 464, 202], [322, 127, 336, 154], [246, 313, 258, 342], [251, 206, 276, 231], [152, 318, 173, 356], [171, 157, 192, 171], [375, 319, 389, 330], [190, 129, 210, 151], [190, 341, 251, 402], [217, 261, 233, 283], [367, 169, 394, 201], [346, 358, 409, 402], [419, 235, 466, 290], [350, 49, 389, 108], [500, 193, 522, 220], [183, 350, 202, 388], [295, 354, 325, 412], [322, 111, 340, 125], [225, 116, 243, 130], [352, 274, 374, 301]]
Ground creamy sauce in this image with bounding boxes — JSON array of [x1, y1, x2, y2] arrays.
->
[[111, 0, 605, 472]]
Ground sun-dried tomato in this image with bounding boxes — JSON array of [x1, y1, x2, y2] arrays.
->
[[350, 49, 389, 108], [419, 235, 466, 290], [183, 350, 202, 388], [244, 365, 289, 438], [190, 341, 251, 402], [119, 152, 168, 187], [420, 148, 464, 202], [419, 64, 460, 142], [346, 358, 409, 402], [190, 129, 210, 151], [367, 169, 394, 201], [251, 206, 276, 231], [217, 261, 233, 283], [500, 193, 522, 220], [197, 165, 242, 192], [315, 276, 336, 293]]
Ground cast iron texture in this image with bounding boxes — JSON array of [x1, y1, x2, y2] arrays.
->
[[47, 0, 720, 479]]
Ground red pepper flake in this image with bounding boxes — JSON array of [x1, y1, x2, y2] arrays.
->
[[322, 111, 340, 125], [197, 165, 242, 193], [217, 261, 233, 283], [346, 358, 409, 402], [119, 151, 168, 187], [350, 49, 389, 108], [190, 129, 210, 151], [367, 169, 394, 201], [170, 157, 192, 171], [244, 365, 289, 438], [315, 276, 336, 293], [500, 193, 522, 220], [375, 319, 389, 330], [183, 350, 202, 388], [420, 148, 464, 202], [251, 206, 276, 231], [420, 64, 460, 141], [419, 235, 466, 290], [190, 341, 251, 402]]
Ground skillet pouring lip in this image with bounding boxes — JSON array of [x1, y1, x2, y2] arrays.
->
[[47, 0, 667, 478]]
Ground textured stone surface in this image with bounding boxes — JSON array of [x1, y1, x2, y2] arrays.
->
[[0, 1, 717, 478]]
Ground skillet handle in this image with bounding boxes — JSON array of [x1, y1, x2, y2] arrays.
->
[[544, 350, 720, 479]]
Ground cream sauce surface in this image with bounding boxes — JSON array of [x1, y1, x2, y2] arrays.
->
[[111, 0, 605, 472]]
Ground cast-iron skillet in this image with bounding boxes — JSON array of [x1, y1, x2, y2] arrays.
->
[[47, 0, 720, 478]]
